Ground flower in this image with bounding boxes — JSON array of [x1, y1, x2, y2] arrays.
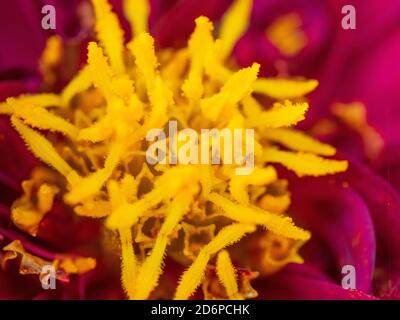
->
[[0, 0, 397, 301]]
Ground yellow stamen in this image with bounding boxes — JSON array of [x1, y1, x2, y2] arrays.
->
[[87, 42, 115, 102], [253, 78, 318, 99], [246, 100, 309, 128], [258, 233, 304, 275], [145, 76, 173, 130], [123, 0, 150, 37], [106, 166, 199, 229], [92, 0, 125, 74], [0, 95, 62, 114], [39, 35, 62, 69], [128, 33, 158, 93], [182, 17, 214, 102], [61, 66, 92, 105], [201, 63, 259, 121], [11, 117, 76, 180], [264, 128, 336, 156], [11, 182, 59, 236], [263, 148, 348, 177], [174, 223, 256, 300], [216, 250, 242, 299], [74, 199, 111, 218], [55, 257, 97, 275], [219, 0, 252, 59], [5, 98, 78, 138], [133, 191, 194, 299], [208, 192, 310, 240], [65, 141, 123, 204], [39, 35, 63, 86], [119, 227, 137, 299], [230, 167, 277, 204], [204, 40, 233, 83], [107, 179, 137, 299], [265, 13, 307, 57], [259, 194, 291, 214]]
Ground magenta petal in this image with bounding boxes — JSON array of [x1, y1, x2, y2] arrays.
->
[[0, 267, 44, 300], [326, 31, 400, 148], [39, 0, 85, 39], [37, 200, 100, 251], [288, 171, 376, 293], [151, 0, 231, 48], [0, 0, 90, 83], [0, 83, 38, 198], [304, 1, 400, 149], [375, 146, 400, 192], [0, 1, 46, 80], [342, 161, 400, 298], [236, 0, 332, 77], [257, 263, 377, 300], [0, 81, 33, 101], [282, 158, 400, 298], [0, 116, 38, 198]]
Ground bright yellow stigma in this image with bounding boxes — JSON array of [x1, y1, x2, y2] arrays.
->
[[0, 0, 347, 300]]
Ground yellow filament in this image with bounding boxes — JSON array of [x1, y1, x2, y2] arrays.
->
[[92, 0, 125, 74], [219, 0, 252, 59], [174, 223, 255, 300], [133, 192, 193, 299], [208, 192, 310, 240], [216, 250, 242, 299], [119, 227, 137, 299], [246, 100, 309, 128], [61, 66, 92, 105], [127, 33, 158, 93], [123, 0, 149, 37], [11, 117, 75, 179], [264, 128, 336, 156], [263, 148, 348, 177], [253, 78, 318, 99]]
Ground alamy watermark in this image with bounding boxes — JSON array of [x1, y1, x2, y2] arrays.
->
[[41, 5, 56, 30], [341, 264, 356, 290], [146, 120, 255, 175], [40, 265, 56, 290], [341, 5, 356, 30]]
